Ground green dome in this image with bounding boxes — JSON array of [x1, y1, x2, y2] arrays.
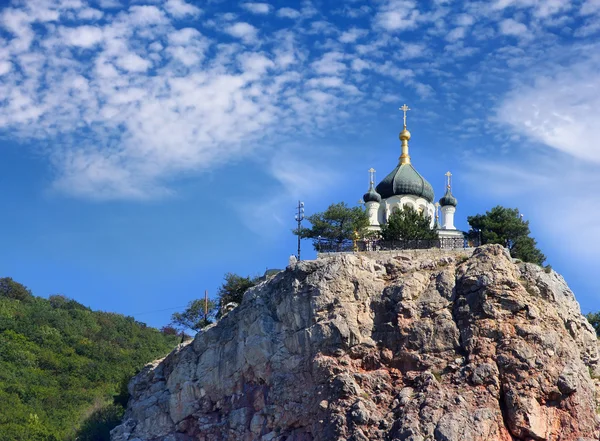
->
[[375, 163, 434, 203], [439, 188, 457, 207], [363, 182, 381, 203]]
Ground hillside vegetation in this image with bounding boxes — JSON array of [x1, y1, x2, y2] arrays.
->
[[0, 277, 179, 441]]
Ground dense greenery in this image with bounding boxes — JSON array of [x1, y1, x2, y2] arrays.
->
[[467, 206, 546, 265], [586, 312, 600, 337], [380, 206, 438, 241], [0, 277, 179, 441], [294, 202, 370, 250], [216, 273, 258, 309]]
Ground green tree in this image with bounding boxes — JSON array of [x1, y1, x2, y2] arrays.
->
[[170, 298, 217, 332], [586, 312, 600, 337], [467, 206, 546, 265], [294, 202, 370, 250], [380, 206, 438, 241], [216, 273, 258, 310], [0, 277, 33, 301]]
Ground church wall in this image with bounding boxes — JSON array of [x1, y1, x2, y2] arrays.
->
[[377, 195, 436, 228]]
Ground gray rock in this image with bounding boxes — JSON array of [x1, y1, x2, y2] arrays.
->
[[111, 246, 600, 441]]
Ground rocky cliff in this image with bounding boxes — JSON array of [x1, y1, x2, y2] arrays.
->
[[111, 245, 600, 441]]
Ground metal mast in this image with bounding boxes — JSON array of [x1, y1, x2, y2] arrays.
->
[[295, 201, 305, 260]]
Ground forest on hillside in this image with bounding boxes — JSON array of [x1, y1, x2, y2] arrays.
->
[[0, 277, 179, 441]]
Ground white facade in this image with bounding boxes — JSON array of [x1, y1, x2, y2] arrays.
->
[[367, 195, 436, 230], [440, 205, 456, 230]]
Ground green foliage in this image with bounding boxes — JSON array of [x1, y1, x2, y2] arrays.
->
[[586, 312, 600, 337], [294, 202, 370, 250], [171, 298, 217, 332], [75, 402, 124, 441], [0, 277, 33, 302], [160, 325, 178, 335], [0, 280, 179, 441], [467, 206, 546, 265], [217, 273, 258, 308], [380, 205, 438, 241]]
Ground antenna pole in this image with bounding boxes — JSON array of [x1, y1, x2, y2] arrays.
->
[[295, 201, 305, 260], [204, 290, 208, 321]]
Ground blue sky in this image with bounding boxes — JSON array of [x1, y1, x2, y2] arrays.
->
[[1, 0, 600, 328]]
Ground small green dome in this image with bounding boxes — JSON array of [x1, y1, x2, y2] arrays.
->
[[439, 188, 457, 207], [375, 163, 434, 203], [363, 182, 381, 203]]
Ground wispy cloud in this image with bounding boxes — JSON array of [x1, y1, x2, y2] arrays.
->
[[240, 3, 271, 15]]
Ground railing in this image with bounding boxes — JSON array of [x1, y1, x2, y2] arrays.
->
[[317, 236, 469, 253]]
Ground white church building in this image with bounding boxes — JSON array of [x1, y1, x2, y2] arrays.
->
[[361, 105, 463, 241]]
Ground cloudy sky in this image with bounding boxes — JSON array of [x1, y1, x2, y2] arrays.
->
[[1, 0, 599, 327]]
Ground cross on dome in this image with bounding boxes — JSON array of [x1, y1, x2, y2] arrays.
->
[[399, 104, 410, 128], [445, 171, 452, 189], [368, 168, 376, 184]]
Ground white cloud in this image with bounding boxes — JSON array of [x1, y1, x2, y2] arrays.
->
[[238, 150, 340, 237], [115, 53, 151, 72], [311, 52, 346, 75], [499, 18, 529, 37], [276, 7, 301, 19], [374, 0, 421, 32], [446, 26, 466, 41], [581, 0, 600, 15], [0, 61, 12, 75], [224, 22, 258, 43], [497, 57, 600, 164], [339, 27, 368, 43], [241, 3, 271, 14], [455, 13, 474, 27], [164, 0, 202, 18], [492, 0, 571, 18], [60, 25, 104, 48]]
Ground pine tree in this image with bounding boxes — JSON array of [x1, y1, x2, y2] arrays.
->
[[380, 205, 437, 241], [467, 206, 546, 265], [294, 202, 370, 250]]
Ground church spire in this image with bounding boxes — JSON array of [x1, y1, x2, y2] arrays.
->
[[445, 171, 452, 190], [399, 104, 411, 165]]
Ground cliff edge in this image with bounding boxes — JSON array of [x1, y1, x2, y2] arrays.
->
[[111, 245, 600, 441]]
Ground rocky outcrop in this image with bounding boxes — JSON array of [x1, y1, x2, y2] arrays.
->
[[111, 245, 600, 441]]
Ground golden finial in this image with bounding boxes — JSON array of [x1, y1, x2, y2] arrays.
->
[[398, 104, 411, 165], [445, 171, 452, 190], [368, 168, 376, 185]]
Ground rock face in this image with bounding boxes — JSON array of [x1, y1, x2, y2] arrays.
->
[[111, 245, 600, 441]]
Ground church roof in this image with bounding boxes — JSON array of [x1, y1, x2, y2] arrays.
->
[[375, 163, 435, 203], [363, 181, 381, 203], [439, 188, 457, 207]]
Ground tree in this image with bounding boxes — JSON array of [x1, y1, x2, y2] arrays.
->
[[380, 205, 438, 241], [586, 312, 600, 337], [467, 206, 546, 265], [160, 325, 178, 336], [216, 273, 258, 312], [294, 202, 370, 250], [170, 298, 217, 332], [0, 277, 33, 301]]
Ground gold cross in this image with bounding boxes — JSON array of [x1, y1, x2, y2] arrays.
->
[[399, 104, 410, 127], [445, 171, 452, 189], [368, 168, 376, 184]]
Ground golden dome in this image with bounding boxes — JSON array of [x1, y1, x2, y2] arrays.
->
[[399, 128, 411, 141]]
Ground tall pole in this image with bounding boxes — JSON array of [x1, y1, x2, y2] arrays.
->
[[295, 201, 305, 260], [204, 290, 208, 322]]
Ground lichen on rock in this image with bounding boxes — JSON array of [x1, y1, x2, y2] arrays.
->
[[111, 245, 600, 441]]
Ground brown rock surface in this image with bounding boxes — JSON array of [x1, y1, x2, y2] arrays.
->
[[111, 245, 600, 441]]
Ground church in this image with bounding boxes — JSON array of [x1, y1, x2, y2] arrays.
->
[[361, 105, 463, 242]]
